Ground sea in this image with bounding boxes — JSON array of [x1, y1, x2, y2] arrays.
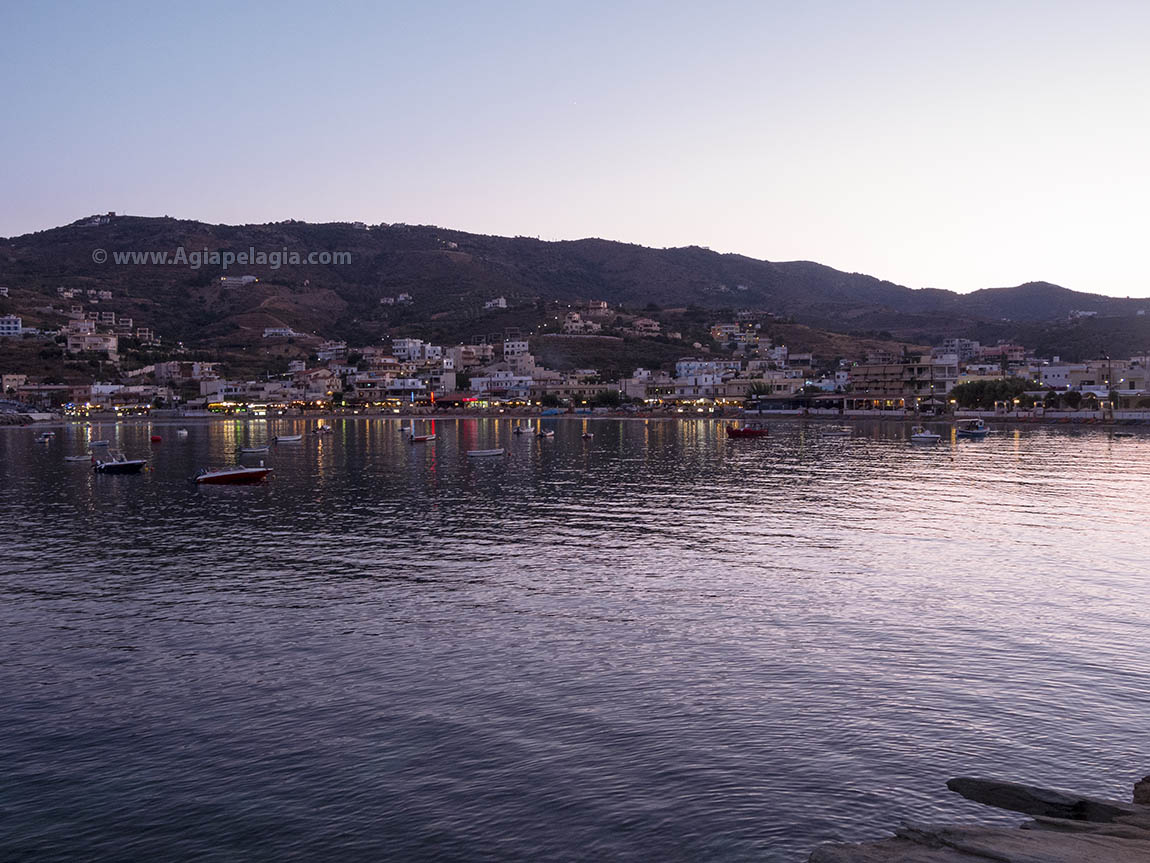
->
[[1, 417, 1148, 862]]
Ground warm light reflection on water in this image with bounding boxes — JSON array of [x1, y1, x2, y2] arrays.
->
[[1, 418, 1148, 862]]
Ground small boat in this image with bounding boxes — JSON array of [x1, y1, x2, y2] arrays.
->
[[467, 448, 506, 457], [315, 425, 334, 435], [513, 425, 529, 435], [910, 426, 942, 444], [194, 465, 273, 485], [956, 419, 990, 439], [409, 433, 436, 443], [239, 445, 270, 454], [582, 432, 594, 440], [93, 451, 147, 474], [176, 428, 189, 437], [822, 428, 852, 437], [90, 440, 110, 447], [150, 435, 163, 443], [727, 422, 769, 438], [65, 454, 93, 462], [274, 434, 303, 443], [1113, 431, 1136, 438], [536, 429, 555, 438], [37, 433, 54, 442], [400, 424, 414, 433]]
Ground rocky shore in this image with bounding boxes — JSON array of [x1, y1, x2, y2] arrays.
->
[[810, 775, 1150, 861]]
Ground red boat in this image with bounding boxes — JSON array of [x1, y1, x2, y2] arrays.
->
[[726, 422, 769, 438], [194, 466, 273, 485]]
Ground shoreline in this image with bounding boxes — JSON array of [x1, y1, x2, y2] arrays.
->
[[4, 411, 1144, 431]]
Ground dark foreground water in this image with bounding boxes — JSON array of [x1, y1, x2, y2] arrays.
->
[[1, 417, 1148, 862]]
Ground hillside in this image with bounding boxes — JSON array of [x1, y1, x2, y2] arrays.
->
[[1, 216, 1145, 364]]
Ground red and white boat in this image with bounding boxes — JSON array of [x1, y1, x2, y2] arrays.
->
[[726, 422, 769, 438], [409, 433, 436, 443], [194, 465, 273, 485]]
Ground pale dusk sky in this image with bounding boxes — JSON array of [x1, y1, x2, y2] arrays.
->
[[2, 1, 1148, 296]]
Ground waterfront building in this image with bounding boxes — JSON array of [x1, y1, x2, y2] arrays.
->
[[847, 354, 958, 409]]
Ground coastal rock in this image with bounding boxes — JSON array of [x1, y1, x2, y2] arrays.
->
[[945, 776, 1141, 822], [1134, 775, 1150, 806], [808, 776, 1150, 862]]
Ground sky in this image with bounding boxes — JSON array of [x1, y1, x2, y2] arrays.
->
[[2, 0, 1149, 296]]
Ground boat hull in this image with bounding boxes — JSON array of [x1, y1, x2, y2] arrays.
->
[[94, 460, 147, 474], [195, 468, 273, 485], [467, 448, 505, 457]]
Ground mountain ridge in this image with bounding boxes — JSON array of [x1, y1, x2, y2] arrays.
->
[[0, 216, 1146, 357]]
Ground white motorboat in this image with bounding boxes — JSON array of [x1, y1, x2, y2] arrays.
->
[[409, 433, 436, 443], [93, 451, 148, 474], [910, 426, 942, 444], [176, 428, 189, 437], [238, 445, 270, 454], [65, 454, 93, 462], [536, 429, 555, 438], [467, 448, 506, 457], [274, 434, 303, 443], [194, 465, 273, 485]]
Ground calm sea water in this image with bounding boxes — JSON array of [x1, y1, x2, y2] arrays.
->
[[1, 417, 1148, 862]]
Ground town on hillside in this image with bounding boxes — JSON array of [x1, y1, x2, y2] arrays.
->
[[2, 296, 1149, 422]]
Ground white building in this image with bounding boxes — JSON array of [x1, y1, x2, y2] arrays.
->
[[220, 275, 259, 288], [469, 370, 534, 400], [392, 338, 425, 362], [503, 339, 530, 358], [263, 327, 297, 338], [484, 297, 507, 310], [0, 315, 23, 337], [675, 358, 742, 377]]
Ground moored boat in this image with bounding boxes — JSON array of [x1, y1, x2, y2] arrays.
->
[[582, 432, 594, 440], [910, 426, 942, 444], [90, 440, 110, 447], [239, 445, 270, 454], [536, 429, 555, 438], [65, 454, 93, 462], [409, 433, 436, 443], [727, 422, 768, 438], [176, 428, 189, 438], [274, 434, 303, 443], [93, 451, 148, 474], [467, 448, 506, 457], [194, 465, 273, 485], [316, 425, 333, 435], [956, 419, 990, 439], [822, 428, 852, 437]]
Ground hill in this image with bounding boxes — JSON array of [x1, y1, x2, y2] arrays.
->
[[0, 215, 1145, 365]]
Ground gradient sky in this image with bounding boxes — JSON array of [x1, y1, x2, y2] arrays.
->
[[3, 1, 1149, 296]]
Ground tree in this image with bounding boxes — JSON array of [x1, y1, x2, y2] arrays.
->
[[1063, 390, 1082, 409], [591, 389, 622, 408], [948, 377, 1033, 409]]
